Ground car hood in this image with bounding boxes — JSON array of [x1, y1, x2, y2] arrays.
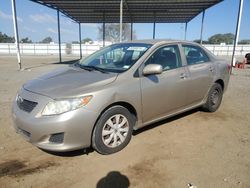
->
[[23, 66, 118, 99]]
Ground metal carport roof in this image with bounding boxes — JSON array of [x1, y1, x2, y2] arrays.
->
[[31, 0, 222, 23], [11, 0, 244, 71]]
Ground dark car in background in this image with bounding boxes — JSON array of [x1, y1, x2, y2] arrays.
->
[[245, 53, 250, 64]]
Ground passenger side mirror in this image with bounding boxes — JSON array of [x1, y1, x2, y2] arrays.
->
[[143, 64, 163, 75]]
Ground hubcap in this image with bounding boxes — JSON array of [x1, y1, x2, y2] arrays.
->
[[102, 114, 129, 148]]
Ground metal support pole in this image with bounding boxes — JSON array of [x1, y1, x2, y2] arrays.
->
[[200, 10, 205, 44], [184, 22, 188, 40], [79, 23, 82, 59], [120, 0, 123, 42], [131, 23, 133, 41], [103, 21, 105, 47], [153, 21, 156, 39], [231, 0, 244, 70], [153, 12, 156, 39], [11, 0, 21, 69], [57, 9, 62, 63], [102, 12, 106, 47]]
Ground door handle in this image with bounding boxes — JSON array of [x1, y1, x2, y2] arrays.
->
[[180, 73, 187, 79]]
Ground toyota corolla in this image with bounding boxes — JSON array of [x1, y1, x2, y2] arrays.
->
[[12, 40, 230, 154]]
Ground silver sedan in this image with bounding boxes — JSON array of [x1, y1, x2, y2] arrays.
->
[[12, 40, 230, 154]]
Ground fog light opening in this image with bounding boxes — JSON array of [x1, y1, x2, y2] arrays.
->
[[49, 133, 64, 144]]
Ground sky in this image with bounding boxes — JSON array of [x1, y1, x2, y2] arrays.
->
[[0, 0, 249, 43]]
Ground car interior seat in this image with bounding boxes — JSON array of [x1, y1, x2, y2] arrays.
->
[[187, 50, 201, 65], [162, 50, 177, 69], [122, 50, 134, 67]]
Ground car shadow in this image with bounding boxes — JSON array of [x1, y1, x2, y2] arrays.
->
[[52, 59, 80, 65], [96, 171, 130, 188], [41, 147, 94, 157], [133, 108, 200, 136], [146, 75, 159, 83]]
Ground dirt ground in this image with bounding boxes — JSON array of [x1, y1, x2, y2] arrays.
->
[[0, 55, 250, 188]]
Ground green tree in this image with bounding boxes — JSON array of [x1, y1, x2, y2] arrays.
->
[[40, 36, 53, 43], [98, 23, 136, 42], [82, 37, 93, 44], [238, 39, 250, 44], [0, 32, 15, 43], [208, 33, 235, 44], [193, 39, 209, 44], [20, 37, 32, 43]]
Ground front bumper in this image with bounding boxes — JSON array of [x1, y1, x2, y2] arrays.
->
[[12, 88, 98, 152]]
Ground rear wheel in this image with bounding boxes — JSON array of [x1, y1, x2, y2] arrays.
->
[[202, 83, 223, 112], [92, 106, 134, 155]]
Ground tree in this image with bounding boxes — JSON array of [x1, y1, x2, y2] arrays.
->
[[98, 23, 136, 42], [40, 37, 53, 43], [20, 37, 32, 43], [208, 33, 234, 44], [193, 39, 209, 44], [0, 32, 15, 43], [82, 37, 93, 44], [238, 39, 250, 45]]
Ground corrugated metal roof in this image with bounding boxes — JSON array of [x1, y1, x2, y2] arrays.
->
[[31, 0, 222, 23]]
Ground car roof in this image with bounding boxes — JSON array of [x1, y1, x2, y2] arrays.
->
[[120, 39, 199, 46], [118, 39, 217, 61]]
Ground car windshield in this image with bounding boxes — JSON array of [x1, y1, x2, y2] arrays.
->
[[77, 43, 152, 73]]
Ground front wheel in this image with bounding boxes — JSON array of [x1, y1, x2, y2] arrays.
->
[[202, 83, 223, 112], [92, 106, 134, 155]]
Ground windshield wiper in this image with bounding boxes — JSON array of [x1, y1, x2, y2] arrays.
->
[[77, 64, 93, 71], [79, 65, 108, 74], [88, 66, 109, 73]]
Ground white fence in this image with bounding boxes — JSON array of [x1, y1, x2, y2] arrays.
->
[[0, 43, 249, 56], [204, 45, 250, 56], [0, 43, 102, 56]]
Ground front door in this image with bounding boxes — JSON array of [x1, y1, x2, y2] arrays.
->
[[140, 45, 189, 124]]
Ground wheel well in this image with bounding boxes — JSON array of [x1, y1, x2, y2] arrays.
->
[[215, 79, 224, 91], [103, 102, 137, 120], [90, 102, 138, 146]]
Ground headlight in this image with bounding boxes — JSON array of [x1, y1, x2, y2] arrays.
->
[[42, 95, 92, 116]]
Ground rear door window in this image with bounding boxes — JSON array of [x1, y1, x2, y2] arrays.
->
[[182, 45, 209, 65]]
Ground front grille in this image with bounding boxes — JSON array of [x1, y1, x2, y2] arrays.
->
[[17, 96, 37, 113], [49, 133, 64, 144]]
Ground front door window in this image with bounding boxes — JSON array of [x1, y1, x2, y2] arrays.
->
[[145, 45, 182, 71]]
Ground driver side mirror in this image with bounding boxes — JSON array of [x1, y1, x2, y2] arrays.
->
[[142, 64, 163, 76]]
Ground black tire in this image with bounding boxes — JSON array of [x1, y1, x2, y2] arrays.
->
[[92, 106, 134, 155], [202, 83, 223, 112]]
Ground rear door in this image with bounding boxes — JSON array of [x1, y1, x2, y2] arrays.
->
[[181, 44, 215, 106]]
